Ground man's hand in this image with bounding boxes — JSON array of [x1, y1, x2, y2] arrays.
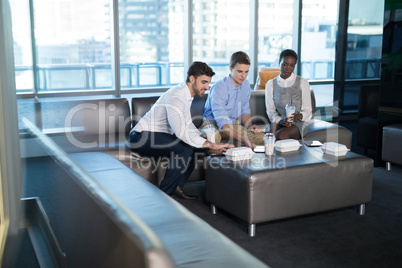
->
[[210, 142, 234, 153], [242, 136, 256, 149], [203, 141, 234, 152], [247, 124, 262, 134]]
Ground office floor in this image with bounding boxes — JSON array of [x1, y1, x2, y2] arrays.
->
[[177, 120, 402, 267], [179, 165, 402, 268]]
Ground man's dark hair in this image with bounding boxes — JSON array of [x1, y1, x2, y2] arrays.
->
[[279, 49, 298, 64], [230, 51, 251, 68], [186, 61, 215, 82]]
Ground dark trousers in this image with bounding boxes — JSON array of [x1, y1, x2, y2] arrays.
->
[[129, 131, 196, 195]]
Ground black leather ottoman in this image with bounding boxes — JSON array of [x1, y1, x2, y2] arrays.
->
[[382, 123, 402, 170], [205, 146, 373, 236]]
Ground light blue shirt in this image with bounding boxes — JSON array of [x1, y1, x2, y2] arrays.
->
[[203, 75, 251, 130]]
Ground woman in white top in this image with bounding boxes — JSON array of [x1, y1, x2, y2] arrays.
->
[[265, 49, 312, 140]]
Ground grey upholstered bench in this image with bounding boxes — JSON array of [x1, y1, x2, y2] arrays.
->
[[71, 152, 269, 267], [205, 146, 373, 236], [382, 123, 402, 170]]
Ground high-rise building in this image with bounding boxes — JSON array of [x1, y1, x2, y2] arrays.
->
[[119, 0, 170, 63]]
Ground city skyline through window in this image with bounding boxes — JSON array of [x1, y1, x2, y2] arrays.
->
[[10, 0, 384, 108]]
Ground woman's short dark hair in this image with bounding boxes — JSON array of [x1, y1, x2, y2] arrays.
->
[[186, 61, 215, 82], [230, 51, 251, 68], [279, 49, 298, 64]]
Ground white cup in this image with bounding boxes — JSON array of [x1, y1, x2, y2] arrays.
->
[[204, 125, 216, 143], [285, 104, 296, 122], [264, 133, 275, 156]]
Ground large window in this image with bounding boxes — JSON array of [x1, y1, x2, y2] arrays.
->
[[30, 0, 111, 92], [10, 0, 385, 117], [193, 0, 250, 83], [301, 1, 338, 81], [343, 0, 384, 107], [10, 0, 34, 93], [258, 0, 294, 69], [301, 0, 338, 108], [119, 0, 185, 88]]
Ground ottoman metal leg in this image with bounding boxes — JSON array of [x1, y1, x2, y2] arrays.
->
[[359, 204, 366, 215], [211, 204, 216, 214], [386, 162, 391, 171], [248, 224, 256, 237]]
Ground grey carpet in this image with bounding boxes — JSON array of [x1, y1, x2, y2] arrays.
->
[[179, 166, 402, 268]]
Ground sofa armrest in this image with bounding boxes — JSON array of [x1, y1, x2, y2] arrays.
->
[[304, 119, 352, 148]]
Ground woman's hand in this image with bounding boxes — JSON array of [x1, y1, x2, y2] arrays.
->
[[280, 112, 302, 126], [280, 118, 292, 128], [293, 112, 303, 123]]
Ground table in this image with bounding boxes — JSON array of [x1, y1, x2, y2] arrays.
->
[[205, 146, 373, 237]]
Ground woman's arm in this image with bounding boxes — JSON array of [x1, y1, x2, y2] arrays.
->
[[298, 78, 312, 122], [265, 80, 282, 124]]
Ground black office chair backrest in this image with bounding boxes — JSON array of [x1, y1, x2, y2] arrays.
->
[[358, 85, 380, 118]]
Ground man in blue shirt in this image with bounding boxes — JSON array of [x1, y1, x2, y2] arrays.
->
[[201, 51, 264, 148]]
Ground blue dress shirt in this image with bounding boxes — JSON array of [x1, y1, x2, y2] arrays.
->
[[203, 76, 251, 130]]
